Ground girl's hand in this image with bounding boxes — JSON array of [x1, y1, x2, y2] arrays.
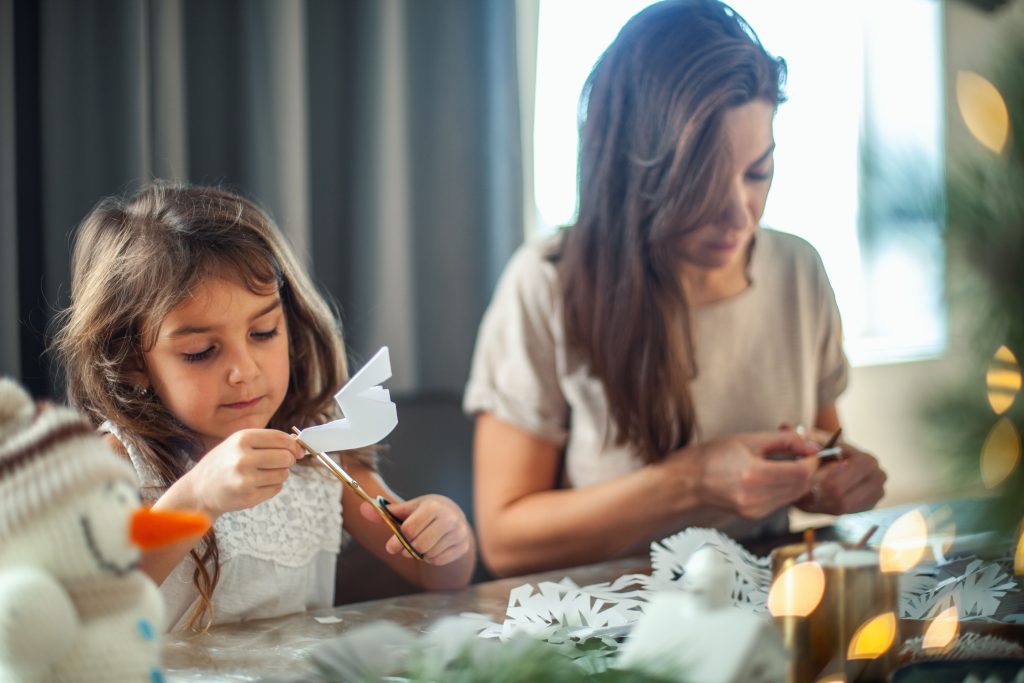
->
[[185, 429, 302, 517], [360, 494, 473, 566], [679, 431, 820, 519], [796, 442, 887, 515]]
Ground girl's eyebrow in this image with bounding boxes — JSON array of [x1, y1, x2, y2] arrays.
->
[[167, 300, 282, 338]]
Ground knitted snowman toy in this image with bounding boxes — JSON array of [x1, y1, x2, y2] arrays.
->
[[0, 378, 209, 682]]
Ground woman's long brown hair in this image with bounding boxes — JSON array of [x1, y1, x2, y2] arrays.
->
[[52, 182, 370, 630], [556, 0, 786, 463]]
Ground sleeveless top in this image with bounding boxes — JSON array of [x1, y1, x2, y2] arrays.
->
[[101, 422, 344, 632]]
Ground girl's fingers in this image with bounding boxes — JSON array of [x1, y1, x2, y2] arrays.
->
[[359, 501, 383, 524], [255, 447, 300, 470], [424, 539, 469, 566], [244, 429, 305, 455], [255, 467, 290, 487]]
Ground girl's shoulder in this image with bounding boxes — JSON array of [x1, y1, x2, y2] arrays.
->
[[97, 420, 171, 493]]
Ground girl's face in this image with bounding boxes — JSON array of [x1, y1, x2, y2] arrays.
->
[[678, 99, 776, 272], [141, 276, 291, 452]]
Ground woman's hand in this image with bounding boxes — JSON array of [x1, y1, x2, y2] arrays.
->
[[680, 431, 820, 519], [360, 494, 473, 566], [796, 442, 887, 515], [182, 429, 302, 517]]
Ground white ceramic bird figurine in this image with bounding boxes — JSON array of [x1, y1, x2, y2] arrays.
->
[[0, 378, 209, 682]]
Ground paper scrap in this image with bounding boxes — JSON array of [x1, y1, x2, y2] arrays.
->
[[315, 615, 345, 624]]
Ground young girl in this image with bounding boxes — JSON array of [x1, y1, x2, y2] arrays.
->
[[53, 182, 476, 631]]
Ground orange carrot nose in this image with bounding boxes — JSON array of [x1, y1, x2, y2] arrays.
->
[[130, 506, 211, 550]]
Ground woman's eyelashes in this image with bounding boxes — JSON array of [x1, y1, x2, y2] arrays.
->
[[746, 166, 773, 182], [181, 327, 280, 363]]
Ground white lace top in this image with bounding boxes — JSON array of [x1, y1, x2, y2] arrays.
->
[[101, 422, 344, 632]]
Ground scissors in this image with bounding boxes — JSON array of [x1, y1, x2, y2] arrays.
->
[[767, 427, 844, 463], [291, 427, 424, 561]]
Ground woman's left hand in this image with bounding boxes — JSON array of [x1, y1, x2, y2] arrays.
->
[[795, 442, 887, 515], [360, 494, 473, 566]]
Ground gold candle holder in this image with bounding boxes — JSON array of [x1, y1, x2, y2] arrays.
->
[[770, 542, 900, 683]]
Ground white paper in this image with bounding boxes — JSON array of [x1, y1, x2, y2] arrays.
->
[[298, 347, 398, 453], [479, 527, 1023, 649], [314, 615, 345, 624], [478, 575, 647, 643]]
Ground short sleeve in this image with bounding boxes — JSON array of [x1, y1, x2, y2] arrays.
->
[[813, 254, 849, 408], [463, 241, 569, 447]]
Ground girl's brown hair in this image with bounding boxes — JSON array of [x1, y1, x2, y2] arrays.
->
[[556, 0, 786, 462], [52, 182, 367, 630]]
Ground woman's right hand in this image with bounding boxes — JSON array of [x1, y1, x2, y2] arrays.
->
[[676, 431, 820, 519], [182, 429, 302, 517]]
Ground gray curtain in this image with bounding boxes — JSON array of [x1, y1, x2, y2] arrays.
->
[[1, 0, 527, 398]]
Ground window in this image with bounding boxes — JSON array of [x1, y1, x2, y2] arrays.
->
[[532, 0, 945, 366]]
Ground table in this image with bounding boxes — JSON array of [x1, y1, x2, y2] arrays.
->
[[164, 557, 650, 681], [163, 499, 1017, 682]]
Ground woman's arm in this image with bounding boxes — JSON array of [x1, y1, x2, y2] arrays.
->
[[341, 459, 476, 591], [474, 413, 820, 577]]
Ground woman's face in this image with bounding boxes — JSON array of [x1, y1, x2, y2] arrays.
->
[[677, 99, 776, 272]]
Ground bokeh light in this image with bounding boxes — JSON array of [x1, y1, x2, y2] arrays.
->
[[956, 70, 1010, 154], [767, 561, 825, 617], [986, 346, 1022, 414], [922, 605, 959, 653], [847, 611, 897, 660], [1015, 525, 1023, 576], [879, 509, 928, 573], [980, 417, 1021, 489]]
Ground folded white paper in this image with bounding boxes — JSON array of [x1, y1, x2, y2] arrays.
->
[[297, 347, 398, 453]]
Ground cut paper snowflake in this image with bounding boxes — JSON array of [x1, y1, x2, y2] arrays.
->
[[648, 528, 771, 614], [480, 527, 1023, 647], [901, 558, 1018, 621], [478, 575, 648, 642]]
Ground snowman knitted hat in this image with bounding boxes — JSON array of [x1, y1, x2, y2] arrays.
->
[[0, 377, 137, 542]]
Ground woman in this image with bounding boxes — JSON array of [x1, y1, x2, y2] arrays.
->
[[464, 0, 886, 577]]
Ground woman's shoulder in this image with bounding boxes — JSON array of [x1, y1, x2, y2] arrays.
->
[[503, 232, 562, 282], [759, 228, 821, 264], [756, 228, 829, 282], [491, 232, 564, 309]]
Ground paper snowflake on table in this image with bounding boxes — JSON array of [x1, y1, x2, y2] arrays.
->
[[901, 558, 1018, 621], [477, 574, 648, 642], [480, 527, 1022, 645], [647, 528, 772, 614], [899, 631, 1024, 660]]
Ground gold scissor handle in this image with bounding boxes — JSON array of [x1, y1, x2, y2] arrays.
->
[[291, 427, 424, 561]]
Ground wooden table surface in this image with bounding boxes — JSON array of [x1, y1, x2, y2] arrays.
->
[[163, 498, 1017, 682]]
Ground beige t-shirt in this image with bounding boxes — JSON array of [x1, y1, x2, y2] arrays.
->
[[464, 228, 848, 543]]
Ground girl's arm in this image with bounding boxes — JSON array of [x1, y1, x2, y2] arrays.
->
[[105, 430, 301, 585], [474, 413, 821, 578], [341, 459, 476, 591], [102, 433, 204, 585]]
